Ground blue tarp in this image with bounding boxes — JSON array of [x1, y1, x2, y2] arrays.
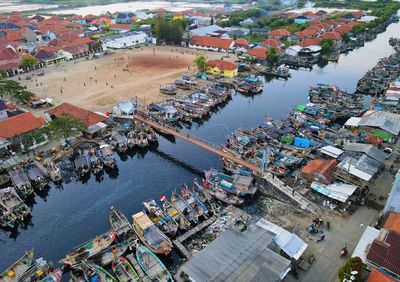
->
[[294, 137, 310, 148]]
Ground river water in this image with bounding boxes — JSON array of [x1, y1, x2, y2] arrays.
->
[[1, 19, 399, 273]]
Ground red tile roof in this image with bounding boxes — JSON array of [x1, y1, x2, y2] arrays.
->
[[321, 31, 342, 41], [46, 103, 107, 128], [62, 43, 89, 55], [268, 28, 291, 38], [367, 269, 396, 282], [245, 47, 283, 59], [234, 38, 249, 47], [260, 38, 282, 48], [298, 38, 321, 47], [0, 46, 19, 61], [301, 159, 337, 174], [0, 112, 46, 139], [207, 60, 237, 70], [190, 36, 233, 49], [335, 24, 354, 33], [366, 231, 400, 277], [110, 24, 132, 30], [384, 212, 400, 234]]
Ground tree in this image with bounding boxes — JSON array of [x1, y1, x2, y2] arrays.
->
[[193, 54, 207, 72], [320, 38, 334, 55], [49, 113, 85, 143], [211, 16, 214, 25], [352, 25, 366, 34], [20, 56, 39, 69], [341, 32, 350, 43], [266, 47, 280, 68], [338, 257, 365, 282]]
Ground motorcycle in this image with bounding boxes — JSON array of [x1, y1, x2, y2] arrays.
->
[[317, 234, 325, 243], [339, 245, 348, 257]]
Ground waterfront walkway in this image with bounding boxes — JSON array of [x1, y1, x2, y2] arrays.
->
[[120, 113, 321, 214]]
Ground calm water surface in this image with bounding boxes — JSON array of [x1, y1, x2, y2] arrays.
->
[[1, 20, 399, 272]]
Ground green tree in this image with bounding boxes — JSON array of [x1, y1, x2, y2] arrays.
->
[[352, 25, 366, 34], [266, 47, 280, 68], [338, 257, 365, 282], [320, 38, 334, 55], [193, 54, 208, 72], [341, 32, 350, 43], [20, 56, 39, 69], [49, 113, 85, 143]]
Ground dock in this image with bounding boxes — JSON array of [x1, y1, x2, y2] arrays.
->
[[173, 215, 218, 258], [126, 254, 151, 282]]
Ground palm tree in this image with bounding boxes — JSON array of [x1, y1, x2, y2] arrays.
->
[[193, 54, 208, 72]]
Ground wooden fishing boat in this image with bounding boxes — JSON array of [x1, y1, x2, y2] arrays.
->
[[136, 132, 148, 148], [9, 167, 34, 197], [112, 257, 140, 282], [161, 198, 191, 231], [170, 191, 198, 224], [126, 130, 137, 149], [82, 262, 116, 282], [86, 148, 103, 175], [132, 212, 173, 256], [0, 249, 35, 282], [41, 269, 63, 282], [100, 144, 116, 169], [143, 127, 157, 143], [204, 169, 257, 196], [111, 132, 128, 153], [143, 200, 179, 237], [0, 205, 17, 228], [160, 85, 177, 95], [0, 187, 30, 221], [181, 185, 209, 219], [109, 207, 133, 239], [136, 244, 173, 282], [59, 231, 116, 267], [75, 241, 129, 270], [174, 79, 192, 90], [26, 162, 49, 190], [69, 271, 84, 282], [46, 161, 62, 183], [74, 151, 90, 176], [191, 179, 220, 215], [194, 179, 244, 206]]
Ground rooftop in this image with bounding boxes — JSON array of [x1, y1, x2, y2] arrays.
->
[[367, 269, 396, 282], [207, 60, 237, 70], [384, 212, 400, 234], [190, 35, 233, 49], [359, 111, 400, 136], [0, 112, 46, 139]]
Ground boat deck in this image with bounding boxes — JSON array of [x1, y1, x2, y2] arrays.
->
[[125, 254, 151, 282]]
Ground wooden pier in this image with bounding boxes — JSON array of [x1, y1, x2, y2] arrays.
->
[[173, 215, 218, 258]]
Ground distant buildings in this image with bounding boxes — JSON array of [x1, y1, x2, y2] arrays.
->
[[101, 31, 147, 49]]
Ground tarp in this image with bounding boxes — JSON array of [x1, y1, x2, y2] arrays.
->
[[295, 105, 306, 112], [294, 137, 310, 148], [372, 130, 392, 141]]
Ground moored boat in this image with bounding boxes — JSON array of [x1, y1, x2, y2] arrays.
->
[[0, 249, 35, 282], [161, 197, 191, 231], [109, 207, 133, 239], [26, 162, 49, 190], [160, 85, 177, 95], [59, 231, 116, 267], [136, 244, 173, 282], [136, 132, 148, 148], [171, 191, 198, 224], [181, 185, 209, 219], [111, 132, 128, 153], [194, 179, 244, 206], [100, 144, 116, 169], [0, 205, 17, 228], [86, 148, 103, 175], [0, 187, 30, 221], [45, 161, 62, 183], [143, 199, 179, 237], [204, 169, 257, 196], [126, 130, 137, 149], [82, 262, 116, 282], [143, 127, 157, 143], [132, 212, 173, 256], [9, 167, 34, 197], [74, 151, 90, 177], [112, 257, 140, 282]]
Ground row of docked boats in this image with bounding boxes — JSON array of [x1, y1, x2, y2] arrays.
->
[[233, 76, 263, 94], [160, 74, 198, 95]]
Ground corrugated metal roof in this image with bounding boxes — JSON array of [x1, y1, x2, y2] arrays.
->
[[359, 111, 400, 135], [180, 224, 291, 282], [337, 154, 381, 181], [384, 170, 400, 214], [345, 117, 362, 127], [311, 181, 357, 202], [343, 143, 386, 163], [319, 145, 344, 159]]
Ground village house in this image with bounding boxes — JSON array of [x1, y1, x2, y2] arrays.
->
[[300, 159, 337, 184], [233, 38, 249, 50], [267, 29, 291, 40], [294, 15, 310, 24], [206, 60, 237, 78], [101, 31, 147, 49], [189, 36, 233, 52], [260, 38, 283, 49]]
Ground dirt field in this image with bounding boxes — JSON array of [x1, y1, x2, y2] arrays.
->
[[19, 46, 236, 112]]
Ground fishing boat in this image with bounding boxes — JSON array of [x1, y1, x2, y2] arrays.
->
[[194, 179, 244, 206], [46, 161, 62, 183], [75, 241, 129, 270], [264, 65, 291, 78], [41, 269, 63, 282], [111, 132, 128, 153], [170, 191, 198, 224], [160, 85, 177, 95], [69, 271, 84, 282], [59, 231, 116, 267], [191, 180, 220, 215], [244, 77, 263, 93], [74, 151, 90, 177], [26, 162, 49, 190], [126, 130, 137, 149], [143, 200, 179, 237], [174, 79, 192, 90], [86, 148, 103, 175], [136, 132, 148, 148], [109, 207, 133, 239], [204, 169, 257, 196], [136, 244, 173, 282], [161, 198, 191, 231], [9, 168, 34, 197], [0, 187, 30, 221], [0, 205, 17, 228], [82, 262, 116, 282], [19, 258, 59, 282], [143, 127, 157, 143], [100, 144, 116, 169], [181, 185, 209, 219], [132, 212, 173, 256], [112, 257, 140, 282], [0, 249, 35, 282]]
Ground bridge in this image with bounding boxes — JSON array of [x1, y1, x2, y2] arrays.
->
[[115, 113, 321, 214]]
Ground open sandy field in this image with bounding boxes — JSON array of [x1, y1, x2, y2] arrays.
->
[[19, 46, 236, 113]]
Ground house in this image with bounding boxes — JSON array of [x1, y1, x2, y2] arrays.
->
[[260, 38, 283, 48], [300, 159, 337, 184], [367, 269, 397, 282], [62, 43, 90, 59], [101, 31, 147, 49], [46, 103, 107, 137], [0, 46, 21, 75], [234, 38, 249, 49], [383, 212, 400, 234], [206, 60, 237, 77], [177, 224, 291, 281], [298, 38, 321, 47], [0, 111, 47, 151], [342, 143, 387, 164], [245, 47, 283, 60], [110, 24, 132, 33], [295, 15, 310, 24], [189, 36, 233, 52], [336, 154, 382, 185], [116, 12, 134, 24], [321, 31, 342, 45], [268, 29, 291, 40]]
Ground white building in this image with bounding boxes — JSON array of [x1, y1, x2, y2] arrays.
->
[[101, 31, 147, 49]]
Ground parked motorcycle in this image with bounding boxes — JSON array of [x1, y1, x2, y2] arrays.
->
[[339, 245, 348, 257]]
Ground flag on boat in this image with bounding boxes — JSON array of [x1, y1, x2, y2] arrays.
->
[[160, 195, 166, 201]]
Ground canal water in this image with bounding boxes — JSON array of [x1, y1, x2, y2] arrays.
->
[[1, 20, 399, 272]]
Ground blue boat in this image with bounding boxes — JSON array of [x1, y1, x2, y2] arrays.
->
[[136, 244, 173, 282], [204, 169, 257, 196]]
